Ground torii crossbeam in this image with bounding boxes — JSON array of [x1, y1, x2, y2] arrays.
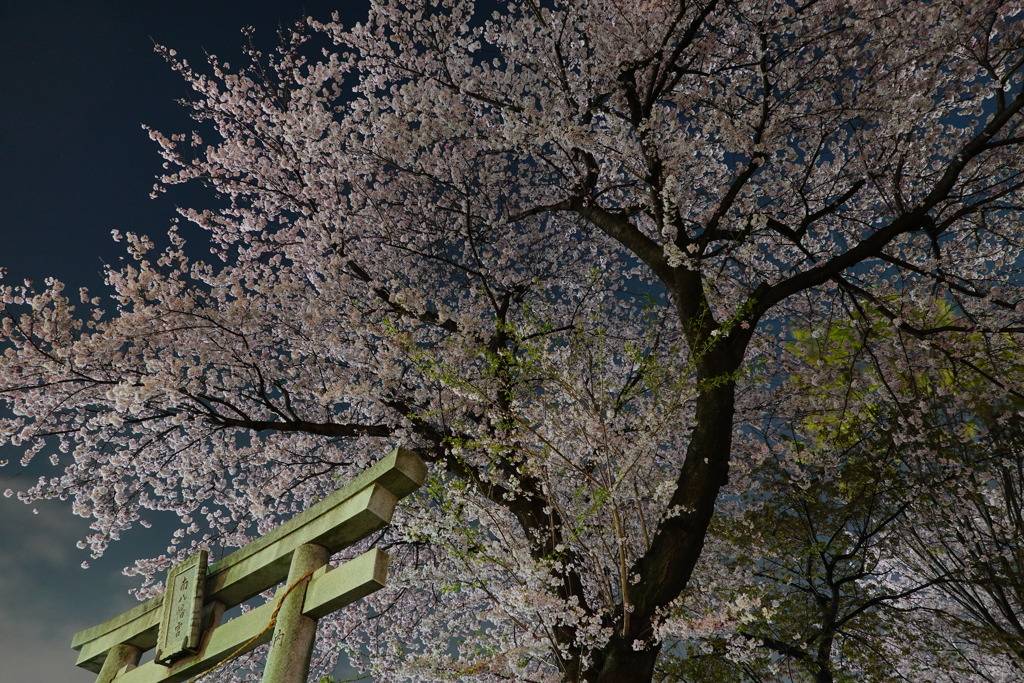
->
[[71, 447, 426, 683]]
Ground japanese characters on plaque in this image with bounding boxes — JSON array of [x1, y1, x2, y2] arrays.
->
[[154, 550, 208, 666]]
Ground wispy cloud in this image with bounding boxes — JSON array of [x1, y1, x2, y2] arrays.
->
[[0, 492, 139, 682]]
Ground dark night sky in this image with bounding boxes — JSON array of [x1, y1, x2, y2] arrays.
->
[[0, 2, 367, 680]]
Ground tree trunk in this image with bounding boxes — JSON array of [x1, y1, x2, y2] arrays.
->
[[588, 345, 740, 681], [594, 635, 658, 683], [814, 635, 836, 683]]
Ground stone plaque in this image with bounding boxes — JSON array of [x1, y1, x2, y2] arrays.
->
[[155, 550, 208, 666]]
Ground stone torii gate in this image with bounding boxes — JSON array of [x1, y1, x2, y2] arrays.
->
[[71, 447, 426, 683]]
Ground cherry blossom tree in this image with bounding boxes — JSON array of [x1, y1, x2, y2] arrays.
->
[[899, 395, 1024, 670], [654, 311, 1022, 683], [4, 1, 1024, 680]]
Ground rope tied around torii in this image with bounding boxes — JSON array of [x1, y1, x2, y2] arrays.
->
[[184, 554, 323, 683]]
